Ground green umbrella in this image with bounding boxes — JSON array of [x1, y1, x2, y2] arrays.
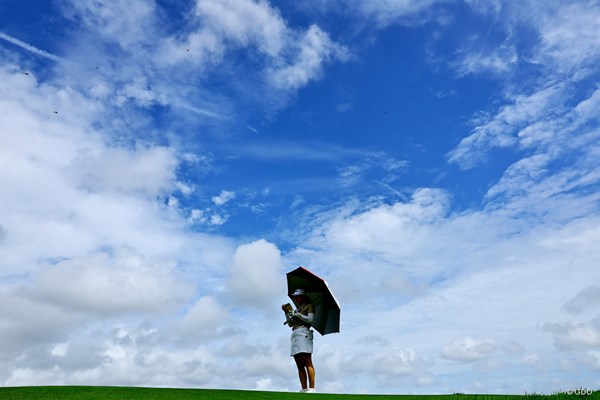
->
[[286, 266, 340, 335]]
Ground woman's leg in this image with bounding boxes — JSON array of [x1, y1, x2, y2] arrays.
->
[[303, 354, 315, 389], [295, 353, 315, 389], [293, 354, 308, 390]]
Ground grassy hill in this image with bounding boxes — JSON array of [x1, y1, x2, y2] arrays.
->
[[0, 386, 597, 400]]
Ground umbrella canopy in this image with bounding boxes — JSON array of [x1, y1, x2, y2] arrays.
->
[[287, 266, 340, 335]]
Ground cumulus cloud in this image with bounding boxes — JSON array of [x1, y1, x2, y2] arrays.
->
[[212, 190, 236, 206], [543, 319, 600, 351], [177, 296, 231, 341], [314, 187, 450, 254], [268, 25, 348, 90], [0, 60, 240, 386], [441, 337, 497, 362], [0, 66, 189, 274], [33, 251, 190, 316], [0, 293, 78, 358], [194, 0, 286, 57], [227, 239, 283, 309], [159, 0, 348, 99], [69, 146, 178, 195], [287, 174, 600, 390], [347, 346, 422, 377]]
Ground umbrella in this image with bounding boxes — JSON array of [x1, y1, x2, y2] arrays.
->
[[286, 266, 340, 335]]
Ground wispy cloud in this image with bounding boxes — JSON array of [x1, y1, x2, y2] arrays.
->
[[535, 1, 600, 71], [453, 43, 518, 77], [0, 32, 64, 62], [50, 0, 348, 137], [447, 82, 567, 169], [356, 0, 446, 28], [219, 139, 393, 163]]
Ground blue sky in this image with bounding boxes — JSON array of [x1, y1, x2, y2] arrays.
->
[[1, 0, 600, 394]]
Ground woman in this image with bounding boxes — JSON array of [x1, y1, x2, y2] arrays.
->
[[282, 288, 316, 393]]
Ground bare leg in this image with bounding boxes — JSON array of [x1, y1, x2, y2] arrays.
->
[[305, 354, 315, 389], [299, 353, 315, 389], [293, 354, 307, 390]]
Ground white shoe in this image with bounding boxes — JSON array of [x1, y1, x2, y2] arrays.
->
[[305, 388, 317, 393], [299, 389, 307, 393]]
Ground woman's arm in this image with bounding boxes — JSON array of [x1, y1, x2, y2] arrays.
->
[[282, 304, 293, 325], [292, 311, 314, 324]]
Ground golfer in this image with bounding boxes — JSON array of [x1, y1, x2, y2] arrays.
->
[[282, 288, 316, 393]]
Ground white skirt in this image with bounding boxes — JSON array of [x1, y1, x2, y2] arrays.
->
[[290, 327, 314, 356]]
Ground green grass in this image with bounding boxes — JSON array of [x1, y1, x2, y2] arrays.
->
[[0, 387, 598, 400]]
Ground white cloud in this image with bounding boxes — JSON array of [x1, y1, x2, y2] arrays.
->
[[226, 239, 283, 309], [305, 188, 450, 266], [336, 154, 409, 188], [212, 190, 236, 206], [347, 346, 422, 377], [177, 296, 231, 340], [209, 213, 229, 226], [188, 209, 206, 224], [454, 44, 518, 77], [286, 177, 600, 392], [33, 251, 190, 316], [61, 0, 157, 48], [447, 82, 567, 169], [484, 154, 550, 198], [456, 1, 600, 75], [441, 337, 497, 362], [357, 0, 445, 28], [69, 146, 178, 196], [0, 293, 78, 357], [2, 0, 600, 394], [0, 61, 242, 386], [536, 1, 600, 71], [0, 66, 192, 274], [41, 0, 350, 145], [224, 140, 378, 162], [194, 0, 286, 58], [543, 319, 600, 351], [5, 49, 594, 391], [444, 1, 600, 182], [159, 0, 347, 97], [269, 25, 348, 90], [575, 86, 600, 121]]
